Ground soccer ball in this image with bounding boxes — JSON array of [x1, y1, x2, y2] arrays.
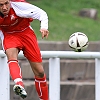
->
[[68, 32, 89, 52]]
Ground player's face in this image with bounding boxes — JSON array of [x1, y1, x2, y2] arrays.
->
[[0, 0, 10, 16]]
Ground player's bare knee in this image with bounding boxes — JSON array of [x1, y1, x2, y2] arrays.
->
[[38, 72, 44, 78]]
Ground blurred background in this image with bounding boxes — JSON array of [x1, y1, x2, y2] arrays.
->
[[9, 0, 100, 100], [29, 0, 100, 41]]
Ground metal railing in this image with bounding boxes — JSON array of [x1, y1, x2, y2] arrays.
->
[[0, 50, 100, 100]]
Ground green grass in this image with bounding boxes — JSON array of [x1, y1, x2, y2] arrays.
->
[[29, 0, 100, 41]]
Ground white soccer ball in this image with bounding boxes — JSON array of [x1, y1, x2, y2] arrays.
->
[[68, 32, 89, 52]]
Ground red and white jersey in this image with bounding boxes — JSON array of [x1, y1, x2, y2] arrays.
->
[[0, 1, 48, 40]]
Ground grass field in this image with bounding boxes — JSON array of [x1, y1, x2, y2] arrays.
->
[[29, 0, 100, 41]]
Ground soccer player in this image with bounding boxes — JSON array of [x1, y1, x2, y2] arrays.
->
[[0, 0, 49, 99]]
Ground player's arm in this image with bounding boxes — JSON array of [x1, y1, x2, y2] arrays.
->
[[11, 2, 49, 38]]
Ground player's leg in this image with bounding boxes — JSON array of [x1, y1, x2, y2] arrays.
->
[[22, 28, 49, 99], [29, 61, 49, 100], [5, 48, 27, 99]]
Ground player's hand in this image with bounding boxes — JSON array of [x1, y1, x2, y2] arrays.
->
[[40, 28, 49, 39]]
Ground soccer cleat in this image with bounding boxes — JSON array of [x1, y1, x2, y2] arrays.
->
[[13, 85, 27, 99]]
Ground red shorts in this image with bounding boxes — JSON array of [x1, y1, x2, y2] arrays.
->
[[3, 27, 42, 62]]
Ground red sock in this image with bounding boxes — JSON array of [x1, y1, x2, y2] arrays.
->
[[35, 74, 49, 100], [8, 60, 23, 87]]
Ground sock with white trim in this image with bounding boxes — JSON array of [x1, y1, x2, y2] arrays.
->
[[8, 60, 24, 87], [35, 74, 49, 100]]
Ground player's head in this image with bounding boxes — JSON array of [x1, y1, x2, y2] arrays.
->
[[0, 0, 10, 16]]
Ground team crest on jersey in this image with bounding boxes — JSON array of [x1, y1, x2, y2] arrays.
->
[[10, 14, 16, 21]]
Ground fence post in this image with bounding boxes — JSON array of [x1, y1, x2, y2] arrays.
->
[[0, 57, 10, 100], [49, 58, 60, 100], [95, 58, 100, 100]]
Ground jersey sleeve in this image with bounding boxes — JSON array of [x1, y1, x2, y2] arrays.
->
[[11, 2, 48, 29], [0, 30, 4, 41]]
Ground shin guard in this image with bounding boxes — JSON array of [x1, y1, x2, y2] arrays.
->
[[35, 75, 49, 100]]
